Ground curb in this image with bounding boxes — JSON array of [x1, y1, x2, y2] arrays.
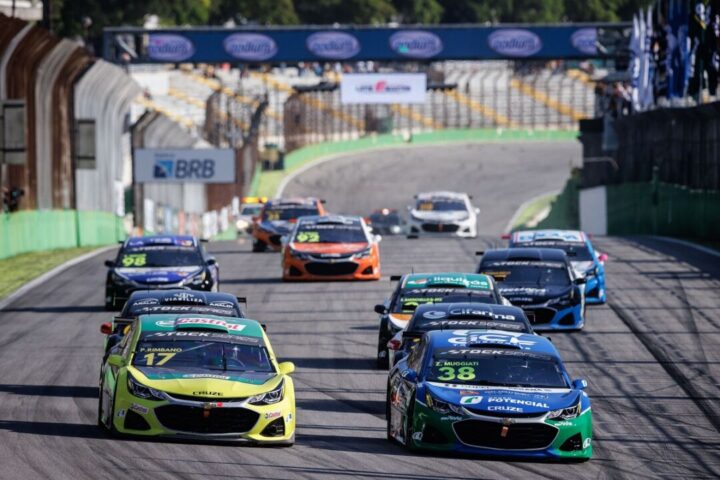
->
[[0, 245, 116, 311]]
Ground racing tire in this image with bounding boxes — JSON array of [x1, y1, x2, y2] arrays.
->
[[252, 240, 267, 252], [404, 394, 416, 450], [97, 380, 118, 435]]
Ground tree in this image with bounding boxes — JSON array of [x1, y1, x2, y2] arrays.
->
[[295, 0, 395, 25], [393, 0, 444, 24], [210, 0, 299, 25]]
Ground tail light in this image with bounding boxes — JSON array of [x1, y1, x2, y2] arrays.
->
[[387, 339, 401, 351]]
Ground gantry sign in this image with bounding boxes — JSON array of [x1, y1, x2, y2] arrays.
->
[[103, 24, 629, 64]]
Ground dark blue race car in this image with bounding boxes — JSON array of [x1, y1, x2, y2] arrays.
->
[[508, 230, 607, 304], [387, 329, 592, 460], [104, 235, 219, 310], [476, 248, 586, 330]]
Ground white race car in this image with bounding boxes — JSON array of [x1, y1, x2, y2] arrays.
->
[[407, 191, 479, 238]]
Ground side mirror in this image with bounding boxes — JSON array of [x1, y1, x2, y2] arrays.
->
[[206, 258, 217, 266], [107, 354, 125, 368], [104, 260, 114, 268], [475, 251, 484, 256], [598, 253, 608, 263], [278, 361, 295, 375], [261, 323, 267, 331], [400, 368, 418, 382], [373, 234, 382, 243], [100, 322, 113, 335], [572, 378, 588, 390], [374, 304, 388, 315], [474, 207, 480, 215]]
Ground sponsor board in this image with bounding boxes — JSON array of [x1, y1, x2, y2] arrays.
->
[[487, 29, 542, 57], [134, 149, 235, 184], [147, 34, 195, 62], [223, 33, 277, 61], [571, 28, 597, 56], [389, 30, 443, 58], [341, 73, 426, 104], [306, 31, 360, 59]]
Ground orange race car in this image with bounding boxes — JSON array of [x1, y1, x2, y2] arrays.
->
[[282, 215, 381, 281], [251, 197, 326, 252]]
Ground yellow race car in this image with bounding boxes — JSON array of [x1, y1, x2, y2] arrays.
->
[[98, 314, 295, 445]]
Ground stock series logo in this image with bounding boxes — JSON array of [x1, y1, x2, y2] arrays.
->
[[488, 29, 542, 57], [306, 31, 360, 59], [147, 34, 195, 62], [389, 31, 443, 59], [223, 33, 278, 61]]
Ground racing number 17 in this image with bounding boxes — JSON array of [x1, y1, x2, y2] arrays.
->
[[142, 353, 176, 366]]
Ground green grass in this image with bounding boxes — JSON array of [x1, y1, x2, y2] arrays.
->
[[0, 247, 97, 300], [512, 193, 558, 230]]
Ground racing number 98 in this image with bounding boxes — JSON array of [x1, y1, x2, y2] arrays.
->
[[436, 366, 476, 381]]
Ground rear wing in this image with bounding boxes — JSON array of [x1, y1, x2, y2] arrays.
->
[[112, 316, 134, 333]]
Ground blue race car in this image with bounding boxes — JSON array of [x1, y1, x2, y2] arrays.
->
[[508, 230, 607, 304], [104, 236, 219, 310], [387, 329, 592, 460], [476, 248, 586, 330]]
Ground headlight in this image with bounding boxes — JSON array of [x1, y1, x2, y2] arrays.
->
[[547, 294, 573, 307], [353, 247, 372, 259], [236, 219, 249, 230], [390, 225, 401, 234], [548, 399, 581, 420], [127, 373, 166, 401], [248, 379, 284, 406], [289, 248, 311, 260], [111, 272, 132, 285], [425, 391, 463, 415], [186, 271, 206, 285]]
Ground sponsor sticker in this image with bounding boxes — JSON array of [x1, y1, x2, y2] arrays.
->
[[116, 409, 126, 418], [130, 403, 149, 415], [583, 437, 592, 448], [306, 31, 360, 59], [134, 298, 160, 306], [209, 301, 235, 308], [175, 317, 246, 331], [423, 310, 447, 320], [389, 30, 443, 58], [488, 29, 542, 57], [223, 33, 278, 61], [488, 396, 549, 409], [488, 405, 523, 412], [264, 411, 282, 419], [571, 28, 597, 55], [147, 34, 195, 62], [460, 395, 483, 405]]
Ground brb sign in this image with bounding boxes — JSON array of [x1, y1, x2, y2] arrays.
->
[[134, 149, 235, 183]]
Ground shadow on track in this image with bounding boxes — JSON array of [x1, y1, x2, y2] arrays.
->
[[289, 357, 376, 370], [297, 398, 385, 416], [0, 384, 98, 398], [2, 305, 106, 314], [0, 420, 107, 439]]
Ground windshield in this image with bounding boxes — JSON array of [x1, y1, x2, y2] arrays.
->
[[411, 319, 530, 334], [392, 289, 496, 313], [263, 206, 318, 221], [293, 223, 367, 243], [126, 305, 241, 318], [518, 241, 593, 261], [480, 261, 570, 287], [427, 348, 567, 388], [416, 199, 466, 212], [133, 338, 273, 373], [369, 212, 401, 226], [241, 205, 262, 215], [117, 247, 202, 268]]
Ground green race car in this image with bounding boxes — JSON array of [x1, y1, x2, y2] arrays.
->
[[98, 314, 296, 444]]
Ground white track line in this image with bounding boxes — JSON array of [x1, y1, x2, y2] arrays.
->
[[647, 236, 720, 259], [0, 245, 116, 311]]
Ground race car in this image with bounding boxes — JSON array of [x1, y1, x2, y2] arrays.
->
[[367, 208, 405, 235], [407, 191, 479, 238], [236, 197, 266, 234], [100, 290, 247, 356], [104, 236, 219, 310], [387, 329, 592, 460], [98, 314, 296, 445], [251, 197, 326, 252], [374, 273, 509, 368], [281, 215, 381, 281], [476, 248, 586, 331], [386, 302, 533, 367], [508, 230, 607, 304]]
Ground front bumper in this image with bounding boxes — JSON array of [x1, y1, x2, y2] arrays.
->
[[409, 402, 592, 460], [583, 275, 606, 304], [407, 218, 476, 238], [282, 254, 380, 281], [517, 303, 584, 331], [112, 386, 295, 444], [106, 280, 212, 307]]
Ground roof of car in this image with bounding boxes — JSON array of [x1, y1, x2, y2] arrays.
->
[[265, 197, 319, 207], [124, 235, 197, 248], [402, 273, 494, 290], [416, 191, 468, 201], [408, 303, 531, 333], [480, 248, 569, 263], [426, 329, 558, 357], [511, 230, 586, 244], [297, 214, 361, 226], [138, 314, 264, 338]]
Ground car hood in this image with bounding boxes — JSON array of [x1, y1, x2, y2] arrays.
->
[[115, 266, 202, 284], [289, 242, 369, 254], [410, 210, 469, 222], [427, 382, 579, 415], [498, 284, 573, 305], [571, 261, 595, 278], [259, 220, 293, 234], [131, 366, 281, 397]]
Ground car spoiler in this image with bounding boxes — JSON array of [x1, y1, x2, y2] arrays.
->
[[112, 316, 134, 330], [390, 275, 402, 282], [237, 296, 247, 305], [475, 251, 484, 256]]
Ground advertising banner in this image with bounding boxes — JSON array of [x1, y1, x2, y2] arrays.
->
[[134, 149, 235, 183], [105, 24, 628, 64], [341, 73, 426, 104]]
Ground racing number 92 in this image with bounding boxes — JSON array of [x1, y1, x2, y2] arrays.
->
[[436, 366, 476, 381], [296, 231, 320, 243]]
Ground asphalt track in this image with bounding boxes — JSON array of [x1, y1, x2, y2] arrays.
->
[[0, 141, 718, 479]]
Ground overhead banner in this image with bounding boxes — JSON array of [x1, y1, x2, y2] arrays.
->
[[104, 24, 629, 64], [341, 73, 426, 104], [134, 149, 235, 183]]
